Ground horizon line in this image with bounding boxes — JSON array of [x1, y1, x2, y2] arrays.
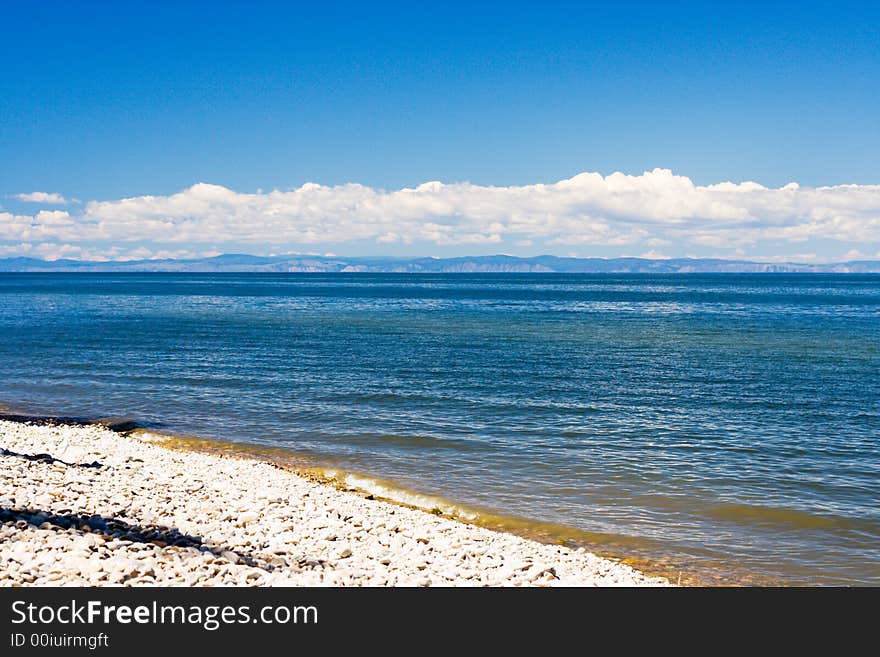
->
[[2, 252, 880, 267]]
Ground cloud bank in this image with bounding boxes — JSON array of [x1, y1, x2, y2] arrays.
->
[[14, 191, 69, 205], [3, 169, 879, 260]]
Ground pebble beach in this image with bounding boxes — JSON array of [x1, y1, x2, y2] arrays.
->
[[0, 419, 668, 587]]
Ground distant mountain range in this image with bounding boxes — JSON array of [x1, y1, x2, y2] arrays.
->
[[1, 254, 879, 273]]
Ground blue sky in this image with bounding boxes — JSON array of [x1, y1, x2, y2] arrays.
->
[[1, 1, 879, 261]]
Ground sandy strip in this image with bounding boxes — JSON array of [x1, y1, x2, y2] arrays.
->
[[0, 419, 668, 587]]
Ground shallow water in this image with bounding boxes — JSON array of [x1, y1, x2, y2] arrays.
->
[[0, 272, 878, 585]]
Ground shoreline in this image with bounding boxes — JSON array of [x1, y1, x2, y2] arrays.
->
[[0, 418, 669, 587]]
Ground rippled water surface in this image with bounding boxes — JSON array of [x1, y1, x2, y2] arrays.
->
[[1, 273, 878, 584]]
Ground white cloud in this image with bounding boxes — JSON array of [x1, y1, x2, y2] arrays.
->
[[1, 169, 879, 259], [638, 250, 671, 259], [0, 242, 218, 262], [14, 191, 69, 205]]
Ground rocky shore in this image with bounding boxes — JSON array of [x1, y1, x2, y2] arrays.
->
[[0, 419, 668, 586]]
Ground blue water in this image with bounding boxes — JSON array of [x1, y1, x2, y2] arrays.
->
[[1, 273, 878, 585]]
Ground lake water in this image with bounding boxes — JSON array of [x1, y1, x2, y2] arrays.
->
[[1, 272, 877, 585]]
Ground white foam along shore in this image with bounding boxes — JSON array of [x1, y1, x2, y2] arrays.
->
[[0, 419, 668, 587]]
